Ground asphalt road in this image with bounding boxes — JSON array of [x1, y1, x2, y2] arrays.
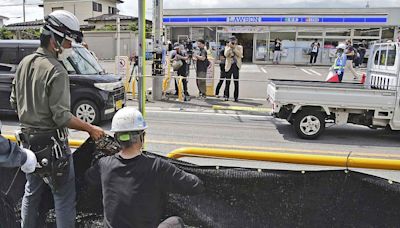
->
[[3, 64, 397, 165], [2, 105, 399, 159]]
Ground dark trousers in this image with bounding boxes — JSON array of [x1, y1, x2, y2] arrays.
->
[[224, 64, 239, 99], [174, 76, 189, 96], [215, 64, 227, 96], [174, 65, 189, 96], [337, 71, 344, 82], [309, 52, 318, 64]]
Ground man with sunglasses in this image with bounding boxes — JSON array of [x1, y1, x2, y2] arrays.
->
[[86, 107, 204, 228], [10, 10, 105, 228]]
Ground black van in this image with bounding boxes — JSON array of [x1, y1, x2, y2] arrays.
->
[[0, 40, 125, 124]]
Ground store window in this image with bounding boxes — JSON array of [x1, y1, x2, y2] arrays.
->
[[326, 28, 351, 37], [354, 28, 380, 37], [382, 27, 395, 40]]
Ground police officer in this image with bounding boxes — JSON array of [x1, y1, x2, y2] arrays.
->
[[0, 121, 36, 173], [10, 10, 105, 228], [86, 107, 204, 228]]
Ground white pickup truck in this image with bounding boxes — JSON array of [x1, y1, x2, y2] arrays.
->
[[267, 42, 400, 139]]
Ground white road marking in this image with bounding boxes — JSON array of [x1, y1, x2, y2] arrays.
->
[[261, 67, 268, 74], [301, 68, 313, 75], [146, 110, 269, 118], [240, 64, 261, 73], [309, 69, 322, 76]]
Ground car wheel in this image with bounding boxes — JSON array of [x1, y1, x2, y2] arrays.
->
[[293, 110, 325, 140], [73, 100, 100, 125]]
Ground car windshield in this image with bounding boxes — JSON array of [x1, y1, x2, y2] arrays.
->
[[65, 46, 103, 75]]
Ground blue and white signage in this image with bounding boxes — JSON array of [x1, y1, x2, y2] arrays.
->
[[227, 16, 262, 23], [163, 15, 388, 25]]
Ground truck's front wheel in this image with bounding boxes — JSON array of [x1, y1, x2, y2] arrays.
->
[[293, 110, 325, 140]]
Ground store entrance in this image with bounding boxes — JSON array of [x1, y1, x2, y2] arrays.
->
[[233, 33, 254, 63]]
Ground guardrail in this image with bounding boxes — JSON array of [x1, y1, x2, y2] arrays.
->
[[4, 134, 399, 170], [167, 147, 400, 171]]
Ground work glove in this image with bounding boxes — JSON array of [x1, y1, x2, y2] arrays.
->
[[21, 148, 37, 174], [337, 70, 342, 75]]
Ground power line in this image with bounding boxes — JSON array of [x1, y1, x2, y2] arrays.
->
[[0, 0, 42, 7], [0, 3, 41, 7]]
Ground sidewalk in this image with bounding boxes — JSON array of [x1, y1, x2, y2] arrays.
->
[[125, 95, 271, 114]]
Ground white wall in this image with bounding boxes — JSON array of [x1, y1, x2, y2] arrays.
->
[[83, 31, 138, 59]]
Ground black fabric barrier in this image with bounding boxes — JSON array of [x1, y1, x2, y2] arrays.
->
[[1, 138, 400, 228]]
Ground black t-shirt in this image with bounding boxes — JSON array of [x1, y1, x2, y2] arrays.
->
[[196, 48, 208, 73], [171, 50, 188, 76], [219, 49, 226, 66], [274, 42, 281, 51], [186, 42, 193, 51], [86, 153, 204, 228], [346, 45, 355, 61]]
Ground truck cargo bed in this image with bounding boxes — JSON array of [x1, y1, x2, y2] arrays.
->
[[267, 80, 397, 110]]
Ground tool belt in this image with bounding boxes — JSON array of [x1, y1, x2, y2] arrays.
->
[[18, 128, 71, 188]]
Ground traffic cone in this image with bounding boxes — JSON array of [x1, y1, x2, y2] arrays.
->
[[360, 73, 366, 84], [326, 72, 340, 83]]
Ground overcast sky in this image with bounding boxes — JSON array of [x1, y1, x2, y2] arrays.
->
[[0, 0, 399, 25]]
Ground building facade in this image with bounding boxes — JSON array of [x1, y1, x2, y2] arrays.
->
[[164, 8, 400, 64], [41, 0, 123, 25]]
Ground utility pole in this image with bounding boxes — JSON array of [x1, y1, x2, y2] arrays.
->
[[151, 0, 163, 101], [116, 16, 121, 77], [138, 0, 146, 115], [23, 0, 26, 22]]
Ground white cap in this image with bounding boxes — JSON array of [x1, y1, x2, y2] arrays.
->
[[336, 43, 347, 50]]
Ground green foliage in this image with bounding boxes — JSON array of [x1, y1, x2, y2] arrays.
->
[[23, 29, 41, 39], [128, 22, 138, 31], [97, 24, 117, 31], [0, 28, 13, 39]]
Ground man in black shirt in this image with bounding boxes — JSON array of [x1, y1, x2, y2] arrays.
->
[[86, 107, 204, 228], [171, 43, 190, 100], [193, 39, 208, 99]]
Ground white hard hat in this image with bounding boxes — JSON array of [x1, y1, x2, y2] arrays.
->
[[336, 43, 347, 50], [111, 107, 147, 132], [44, 10, 83, 43]]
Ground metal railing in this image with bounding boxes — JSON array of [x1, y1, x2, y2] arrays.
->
[[4, 134, 400, 171]]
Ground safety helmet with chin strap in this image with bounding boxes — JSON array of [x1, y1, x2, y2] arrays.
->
[[43, 10, 83, 44]]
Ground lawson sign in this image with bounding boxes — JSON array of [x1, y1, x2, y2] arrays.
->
[[227, 16, 262, 23]]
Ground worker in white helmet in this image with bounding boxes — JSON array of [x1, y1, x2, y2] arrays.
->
[[10, 10, 105, 228], [86, 107, 204, 228]]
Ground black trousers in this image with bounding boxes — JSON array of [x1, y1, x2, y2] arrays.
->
[[174, 65, 189, 96], [224, 64, 239, 99], [215, 64, 227, 96], [309, 52, 318, 64]]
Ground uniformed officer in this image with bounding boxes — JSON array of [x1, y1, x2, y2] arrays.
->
[[0, 121, 36, 173], [10, 10, 105, 228]]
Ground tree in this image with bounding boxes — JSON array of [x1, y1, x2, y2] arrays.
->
[[0, 28, 13, 39]]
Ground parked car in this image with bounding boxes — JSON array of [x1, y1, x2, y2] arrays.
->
[[0, 40, 125, 124]]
